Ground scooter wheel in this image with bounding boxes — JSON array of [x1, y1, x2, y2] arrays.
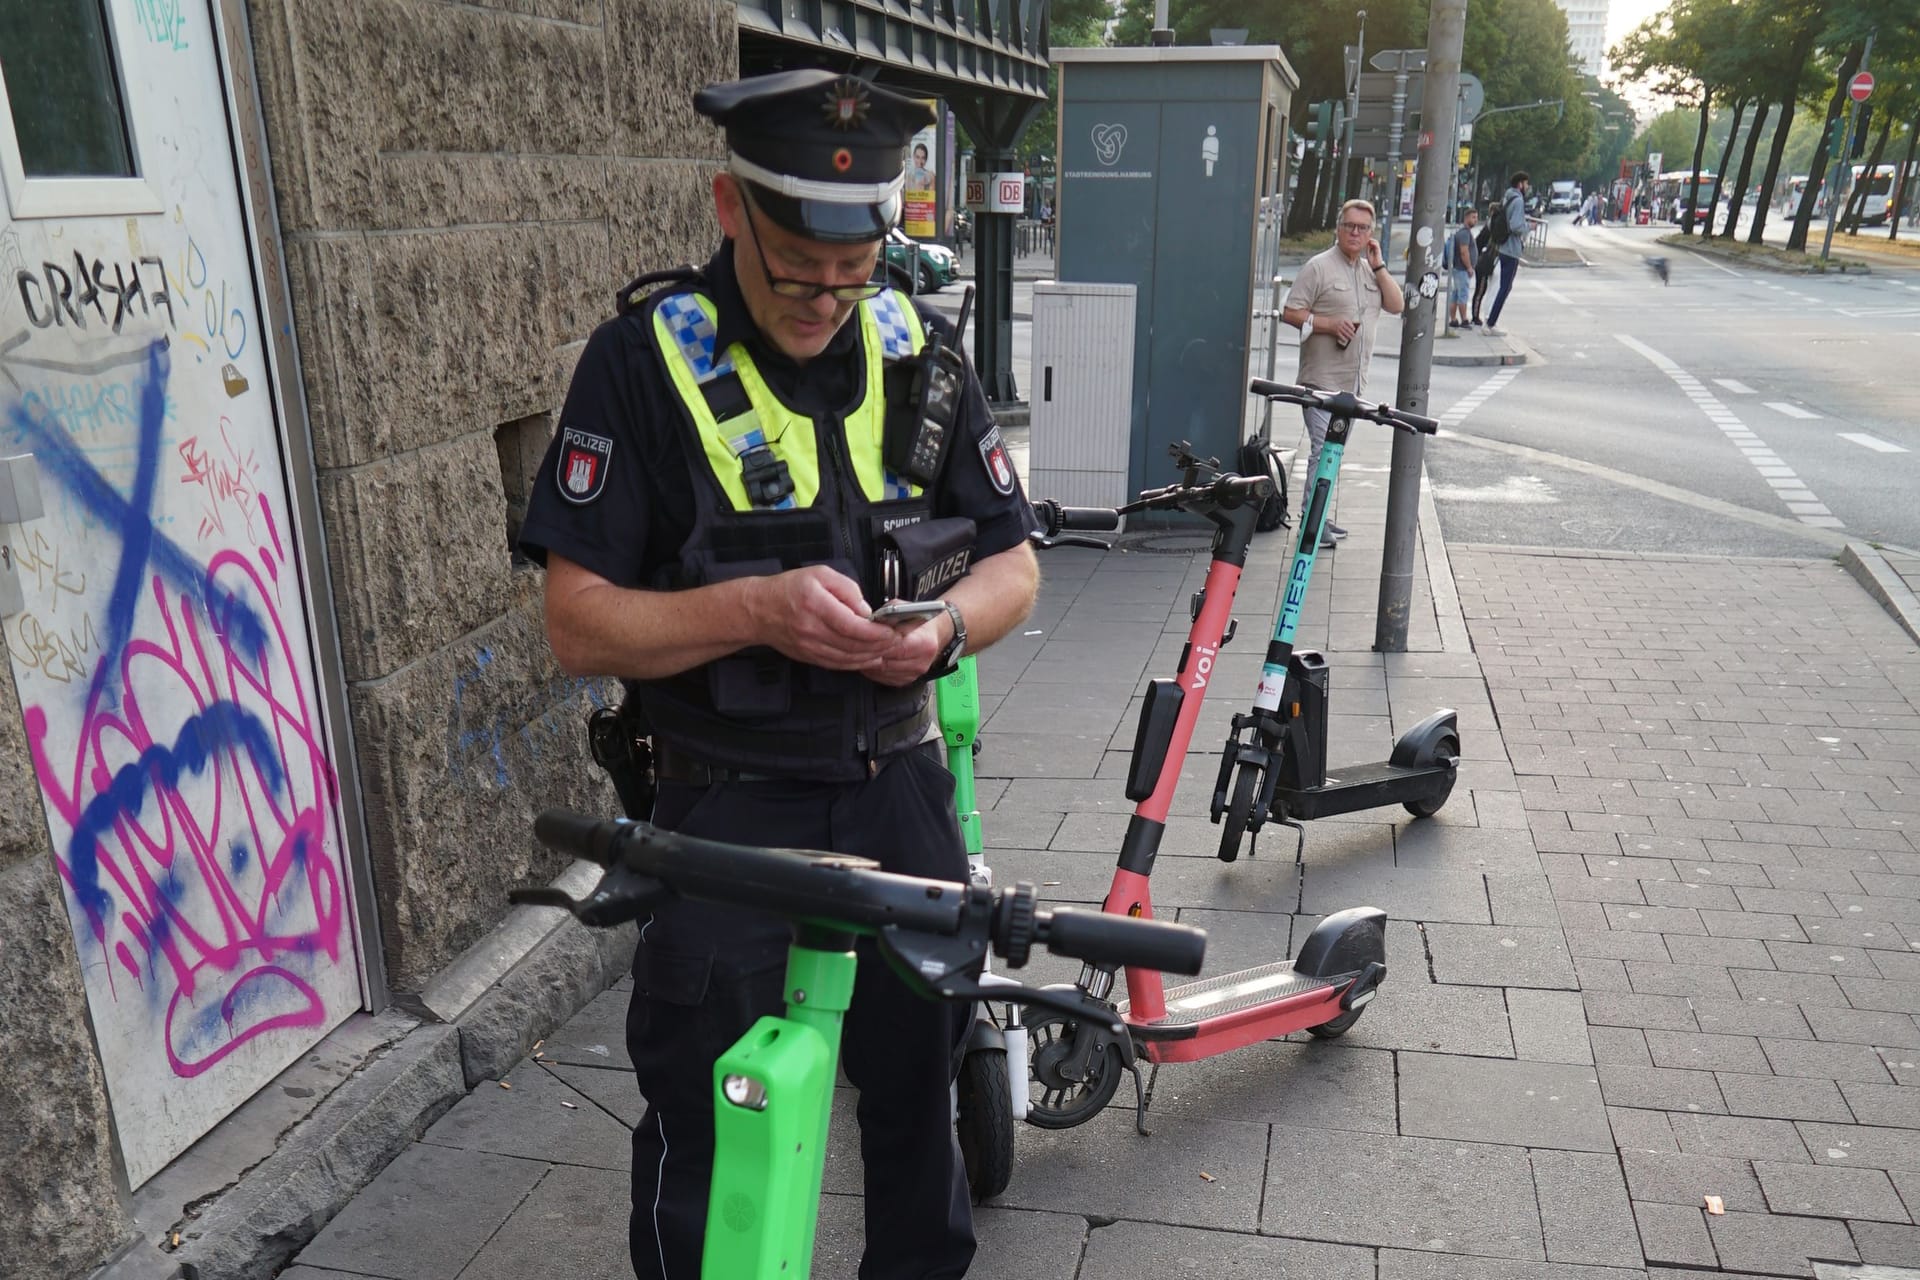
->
[[956, 1048, 1013, 1202], [1025, 1008, 1122, 1128], [1306, 1005, 1364, 1038], [1217, 766, 1259, 862], [1403, 735, 1459, 819]]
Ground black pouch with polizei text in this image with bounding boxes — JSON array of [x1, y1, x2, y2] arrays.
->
[[876, 516, 977, 602]]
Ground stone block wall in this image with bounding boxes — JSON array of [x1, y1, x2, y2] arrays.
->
[[243, 0, 736, 987], [0, 638, 128, 1280]]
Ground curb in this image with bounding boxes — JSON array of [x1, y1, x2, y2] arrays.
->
[[1432, 347, 1530, 367], [1840, 542, 1920, 647], [991, 400, 1032, 428]]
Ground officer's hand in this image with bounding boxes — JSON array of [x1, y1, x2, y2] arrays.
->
[[866, 617, 946, 688], [1335, 319, 1359, 344], [754, 565, 897, 669]]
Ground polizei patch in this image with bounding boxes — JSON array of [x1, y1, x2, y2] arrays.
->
[[557, 427, 613, 504], [978, 425, 1015, 496]]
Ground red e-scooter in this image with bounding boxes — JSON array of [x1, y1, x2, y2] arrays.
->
[[1025, 391, 1439, 1130]]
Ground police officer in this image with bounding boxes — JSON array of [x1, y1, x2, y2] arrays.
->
[[516, 70, 1039, 1280]]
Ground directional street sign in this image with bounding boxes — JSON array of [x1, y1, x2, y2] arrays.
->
[[1370, 48, 1427, 73], [1849, 71, 1875, 101]]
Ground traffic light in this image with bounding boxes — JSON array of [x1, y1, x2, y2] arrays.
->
[[1852, 105, 1871, 157], [1829, 115, 1847, 159]]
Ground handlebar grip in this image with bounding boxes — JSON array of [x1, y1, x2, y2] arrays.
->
[[1032, 498, 1122, 536], [533, 810, 625, 865], [1042, 907, 1206, 976], [1248, 378, 1304, 400], [1393, 409, 1440, 434]]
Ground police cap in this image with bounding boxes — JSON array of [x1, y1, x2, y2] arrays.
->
[[694, 70, 936, 245]]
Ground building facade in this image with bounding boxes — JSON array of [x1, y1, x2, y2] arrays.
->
[[0, 2, 729, 1276], [1555, 0, 1612, 77]]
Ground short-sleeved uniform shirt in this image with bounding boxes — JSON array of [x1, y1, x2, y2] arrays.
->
[[517, 243, 1036, 594], [1285, 243, 1385, 396]]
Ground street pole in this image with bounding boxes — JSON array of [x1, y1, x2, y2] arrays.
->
[[1344, 11, 1367, 204], [1821, 32, 1873, 264], [1382, 63, 1411, 264], [1376, 0, 1466, 653]]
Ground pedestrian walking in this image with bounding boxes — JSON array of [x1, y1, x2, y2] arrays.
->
[[1484, 171, 1529, 335], [1470, 206, 1497, 325], [516, 69, 1040, 1280], [1280, 199, 1405, 549]]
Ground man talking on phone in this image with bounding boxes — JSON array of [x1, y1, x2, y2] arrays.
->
[[518, 70, 1038, 1279], [1280, 198, 1405, 549]]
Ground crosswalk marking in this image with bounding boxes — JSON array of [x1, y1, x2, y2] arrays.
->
[[1616, 334, 1843, 531], [1764, 402, 1821, 419], [1714, 379, 1756, 394], [1838, 432, 1908, 454]]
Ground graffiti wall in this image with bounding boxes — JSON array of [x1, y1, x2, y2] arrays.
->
[[0, 1, 361, 1186]]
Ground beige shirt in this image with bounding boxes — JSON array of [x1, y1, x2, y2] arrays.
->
[[1286, 244, 1385, 396]]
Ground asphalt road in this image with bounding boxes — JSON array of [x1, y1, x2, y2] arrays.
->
[[928, 226, 1919, 560], [1416, 221, 1920, 558]]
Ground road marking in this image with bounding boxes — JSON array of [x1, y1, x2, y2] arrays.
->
[[1531, 281, 1574, 305], [1714, 379, 1756, 394], [1435, 366, 1523, 427], [1616, 334, 1843, 530], [1429, 475, 1559, 503], [1764, 402, 1822, 419], [1839, 432, 1908, 453]]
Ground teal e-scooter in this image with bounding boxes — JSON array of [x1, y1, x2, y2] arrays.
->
[[515, 813, 1204, 1279], [1210, 379, 1461, 862]]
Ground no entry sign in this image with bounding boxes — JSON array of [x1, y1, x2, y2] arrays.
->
[[1849, 71, 1874, 102]]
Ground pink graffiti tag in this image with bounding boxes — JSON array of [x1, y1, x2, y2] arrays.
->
[[29, 493, 347, 1078]]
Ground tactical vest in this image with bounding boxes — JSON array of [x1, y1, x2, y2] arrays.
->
[[635, 283, 939, 781]]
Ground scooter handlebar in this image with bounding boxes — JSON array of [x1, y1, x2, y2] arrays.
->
[[532, 812, 1206, 977], [1040, 906, 1207, 976], [1031, 499, 1123, 536], [533, 810, 623, 865], [1248, 378, 1439, 435]]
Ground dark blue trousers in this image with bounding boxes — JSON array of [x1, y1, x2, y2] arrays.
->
[[1486, 252, 1521, 326], [625, 745, 975, 1280]]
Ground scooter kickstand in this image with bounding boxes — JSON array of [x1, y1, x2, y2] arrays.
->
[[1280, 818, 1306, 862], [1127, 1057, 1152, 1136]]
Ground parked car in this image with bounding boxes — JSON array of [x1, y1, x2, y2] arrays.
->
[[884, 227, 958, 293]]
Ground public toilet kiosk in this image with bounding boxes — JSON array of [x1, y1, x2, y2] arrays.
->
[[1048, 45, 1299, 498]]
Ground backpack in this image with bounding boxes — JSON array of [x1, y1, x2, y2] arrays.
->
[[1487, 198, 1511, 247], [1238, 436, 1290, 533]]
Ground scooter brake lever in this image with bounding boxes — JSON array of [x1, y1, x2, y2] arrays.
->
[[1029, 534, 1113, 552], [509, 865, 672, 927], [1001, 982, 1126, 1037]]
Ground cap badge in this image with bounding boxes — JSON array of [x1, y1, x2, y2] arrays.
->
[[832, 147, 854, 173], [823, 77, 871, 131]]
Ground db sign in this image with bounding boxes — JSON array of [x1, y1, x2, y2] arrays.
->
[[963, 176, 987, 211], [987, 172, 1025, 213]]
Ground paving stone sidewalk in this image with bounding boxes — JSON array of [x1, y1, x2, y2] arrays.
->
[[282, 425, 1920, 1279]]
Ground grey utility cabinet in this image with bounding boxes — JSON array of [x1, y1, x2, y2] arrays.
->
[[1052, 46, 1298, 496]]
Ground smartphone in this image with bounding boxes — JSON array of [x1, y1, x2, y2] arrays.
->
[[869, 599, 946, 628]]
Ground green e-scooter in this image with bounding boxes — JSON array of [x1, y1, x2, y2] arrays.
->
[[515, 811, 1205, 1279]]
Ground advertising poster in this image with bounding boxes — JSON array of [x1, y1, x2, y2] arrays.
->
[[903, 103, 939, 238]]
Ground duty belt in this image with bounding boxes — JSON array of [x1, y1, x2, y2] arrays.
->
[[652, 702, 940, 786]]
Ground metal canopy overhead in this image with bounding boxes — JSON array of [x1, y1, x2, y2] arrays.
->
[[735, 2, 1054, 404], [735, 0, 1052, 101]]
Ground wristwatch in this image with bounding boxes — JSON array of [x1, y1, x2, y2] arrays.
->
[[925, 601, 967, 681]]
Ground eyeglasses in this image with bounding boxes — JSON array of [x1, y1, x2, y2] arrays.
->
[[739, 196, 886, 302], [1338, 222, 1374, 234]]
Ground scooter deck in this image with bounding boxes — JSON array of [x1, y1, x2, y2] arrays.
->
[[1118, 959, 1334, 1030], [1278, 759, 1452, 821]]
